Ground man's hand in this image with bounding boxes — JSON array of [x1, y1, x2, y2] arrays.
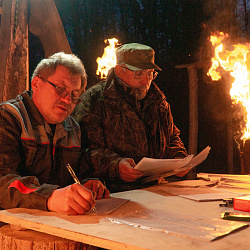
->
[[173, 156, 189, 177], [119, 158, 143, 182], [83, 180, 110, 200], [47, 183, 95, 215], [175, 169, 189, 177]]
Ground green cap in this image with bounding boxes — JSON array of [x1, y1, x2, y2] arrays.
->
[[116, 43, 162, 71]]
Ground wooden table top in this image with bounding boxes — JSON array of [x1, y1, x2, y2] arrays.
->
[[1, 174, 250, 250]]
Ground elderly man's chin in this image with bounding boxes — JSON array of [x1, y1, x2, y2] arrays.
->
[[137, 87, 149, 100]]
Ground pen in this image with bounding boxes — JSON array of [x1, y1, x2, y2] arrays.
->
[[66, 163, 97, 214]]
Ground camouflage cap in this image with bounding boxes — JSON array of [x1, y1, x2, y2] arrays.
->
[[116, 43, 162, 71]]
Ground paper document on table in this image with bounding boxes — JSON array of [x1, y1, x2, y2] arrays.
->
[[135, 146, 211, 182], [86, 197, 130, 215]]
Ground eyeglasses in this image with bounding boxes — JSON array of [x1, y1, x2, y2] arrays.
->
[[38, 76, 81, 104], [120, 66, 158, 80]]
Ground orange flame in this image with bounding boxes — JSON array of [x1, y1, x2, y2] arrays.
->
[[96, 38, 118, 79], [207, 32, 250, 140]]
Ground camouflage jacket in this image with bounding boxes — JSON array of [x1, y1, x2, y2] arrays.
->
[[74, 68, 187, 192]]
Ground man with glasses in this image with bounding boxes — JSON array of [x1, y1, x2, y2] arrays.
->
[[0, 52, 109, 215], [74, 43, 188, 192]]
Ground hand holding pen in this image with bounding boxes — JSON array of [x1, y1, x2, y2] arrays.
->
[[66, 164, 97, 214], [46, 164, 97, 215], [66, 164, 110, 210], [46, 181, 96, 215]]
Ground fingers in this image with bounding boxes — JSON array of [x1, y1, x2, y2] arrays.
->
[[71, 183, 95, 208], [47, 184, 95, 215], [175, 169, 189, 177], [120, 171, 142, 182], [119, 158, 144, 182], [103, 188, 110, 199], [126, 158, 136, 168], [83, 180, 110, 200]]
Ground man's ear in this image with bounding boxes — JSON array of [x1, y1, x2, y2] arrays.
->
[[31, 76, 40, 93]]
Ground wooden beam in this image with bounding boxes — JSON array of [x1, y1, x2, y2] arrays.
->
[[175, 60, 210, 70], [29, 0, 71, 57]]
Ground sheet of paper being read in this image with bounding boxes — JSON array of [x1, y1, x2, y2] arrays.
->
[[134, 146, 211, 180]]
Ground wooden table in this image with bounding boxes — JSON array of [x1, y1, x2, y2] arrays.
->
[[0, 174, 250, 250]]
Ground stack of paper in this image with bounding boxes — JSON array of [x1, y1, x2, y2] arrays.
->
[[135, 146, 211, 182]]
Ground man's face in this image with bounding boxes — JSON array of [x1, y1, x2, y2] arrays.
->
[[116, 65, 154, 100], [32, 65, 82, 124]]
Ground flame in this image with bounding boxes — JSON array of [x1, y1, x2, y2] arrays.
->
[[96, 38, 118, 79], [207, 31, 250, 140]]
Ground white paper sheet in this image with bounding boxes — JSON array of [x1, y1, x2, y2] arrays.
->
[[179, 191, 241, 202], [134, 154, 194, 176], [135, 146, 211, 183], [86, 197, 130, 215]]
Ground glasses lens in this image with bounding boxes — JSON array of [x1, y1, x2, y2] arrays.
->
[[134, 71, 144, 79], [55, 87, 69, 98], [56, 87, 81, 104], [134, 70, 156, 80], [44, 78, 81, 104]]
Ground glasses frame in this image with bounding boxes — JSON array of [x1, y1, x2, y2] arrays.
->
[[119, 66, 158, 80], [38, 76, 81, 104]]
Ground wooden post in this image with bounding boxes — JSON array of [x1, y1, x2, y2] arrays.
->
[[186, 65, 198, 179], [176, 62, 235, 175], [187, 65, 198, 156], [175, 63, 198, 179], [227, 104, 234, 174], [241, 139, 250, 174], [0, 0, 15, 102], [0, 0, 72, 102], [0, 0, 29, 102]]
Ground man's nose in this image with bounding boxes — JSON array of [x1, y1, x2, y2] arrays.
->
[[60, 94, 72, 104]]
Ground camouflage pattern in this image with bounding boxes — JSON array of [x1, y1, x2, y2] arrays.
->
[[74, 68, 187, 192]]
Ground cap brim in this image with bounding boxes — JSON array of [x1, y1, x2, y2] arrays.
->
[[125, 63, 162, 71]]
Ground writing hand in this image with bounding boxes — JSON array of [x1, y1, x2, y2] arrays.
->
[[83, 180, 110, 200], [119, 158, 143, 182], [47, 183, 95, 215]]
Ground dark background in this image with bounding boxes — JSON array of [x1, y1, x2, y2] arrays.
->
[[29, 0, 250, 175]]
